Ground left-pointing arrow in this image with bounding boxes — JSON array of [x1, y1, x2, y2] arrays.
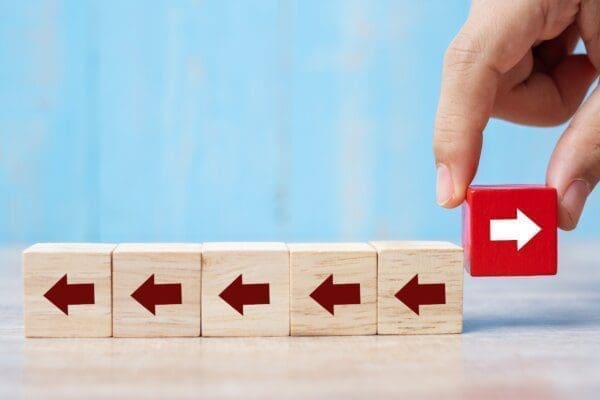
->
[[310, 274, 361, 315], [131, 274, 182, 315], [219, 274, 270, 315], [44, 274, 95, 315], [395, 274, 445, 315]]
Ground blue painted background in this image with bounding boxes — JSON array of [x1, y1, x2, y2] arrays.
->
[[1, 0, 598, 244]]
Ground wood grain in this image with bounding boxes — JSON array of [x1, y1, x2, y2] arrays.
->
[[23, 243, 115, 337], [288, 243, 377, 336], [112, 243, 201, 337], [201, 242, 289, 336], [371, 241, 463, 334]]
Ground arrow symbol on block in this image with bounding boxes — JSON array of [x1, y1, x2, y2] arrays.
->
[[44, 274, 95, 315], [219, 274, 270, 315], [131, 274, 182, 315], [310, 274, 361, 315], [395, 274, 445, 315], [490, 208, 542, 250]]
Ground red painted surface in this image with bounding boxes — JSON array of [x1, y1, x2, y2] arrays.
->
[[131, 274, 182, 315], [395, 274, 446, 315], [44, 274, 95, 315], [219, 274, 270, 315], [310, 274, 361, 315], [463, 185, 557, 276]]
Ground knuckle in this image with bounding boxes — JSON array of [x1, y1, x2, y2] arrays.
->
[[435, 110, 486, 138], [433, 110, 484, 164], [444, 32, 482, 73], [433, 122, 464, 158], [590, 140, 600, 182], [539, 0, 579, 36], [568, 122, 600, 183], [579, 0, 600, 69]]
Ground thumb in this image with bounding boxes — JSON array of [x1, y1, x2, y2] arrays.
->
[[547, 86, 600, 230]]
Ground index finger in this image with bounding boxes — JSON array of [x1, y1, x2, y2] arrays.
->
[[433, 0, 569, 207]]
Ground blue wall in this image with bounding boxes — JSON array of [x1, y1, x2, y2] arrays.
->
[[1, 0, 598, 244]]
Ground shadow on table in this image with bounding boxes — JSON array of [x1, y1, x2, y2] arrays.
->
[[21, 335, 464, 398], [464, 300, 600, 333]]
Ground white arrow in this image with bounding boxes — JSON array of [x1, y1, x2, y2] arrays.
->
[[490, 208, 542, 251]]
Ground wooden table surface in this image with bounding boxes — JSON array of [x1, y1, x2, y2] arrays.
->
[[1, 244, 599, 399]]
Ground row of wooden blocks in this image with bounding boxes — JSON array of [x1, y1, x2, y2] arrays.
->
[[23, 241, 463, 337]]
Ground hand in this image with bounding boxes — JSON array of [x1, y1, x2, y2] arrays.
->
[[433, 0, 600, 230]]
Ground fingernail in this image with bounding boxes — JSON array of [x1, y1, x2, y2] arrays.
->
[[436, 163, 454, 206], [561, 179, 591, 228]]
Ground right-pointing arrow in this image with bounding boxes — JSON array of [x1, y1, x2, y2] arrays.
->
[[490, 208, 542, 250]]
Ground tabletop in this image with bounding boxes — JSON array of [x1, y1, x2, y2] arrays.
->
[[1, 243, 599, 399]]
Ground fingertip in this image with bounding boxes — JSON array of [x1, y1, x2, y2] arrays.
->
[[557, 179, 591, 231], [436, 163, 454, 207], [435, 163, 466, 208], [442, 194, 465, 209], [441, 190, 467, 209], [558, 209, 576, 231]]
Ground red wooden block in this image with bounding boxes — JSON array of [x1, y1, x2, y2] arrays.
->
[[462, 185, 557, 276]]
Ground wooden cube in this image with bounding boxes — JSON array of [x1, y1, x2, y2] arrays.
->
[[23, 243, 115, 337], [370, 241, 463, 334], [289, 243, 376, 336], [112, 243, 202, 337], [201, 242, 289, 336]]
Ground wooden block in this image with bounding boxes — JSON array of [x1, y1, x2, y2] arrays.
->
[[370, 241, 463, 334], [112, 243, 201, 337], [289, 243, 376, 336], [23, 243, 115, 337], [463, 185, 557, 276], [201, 242, 289, 336]]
